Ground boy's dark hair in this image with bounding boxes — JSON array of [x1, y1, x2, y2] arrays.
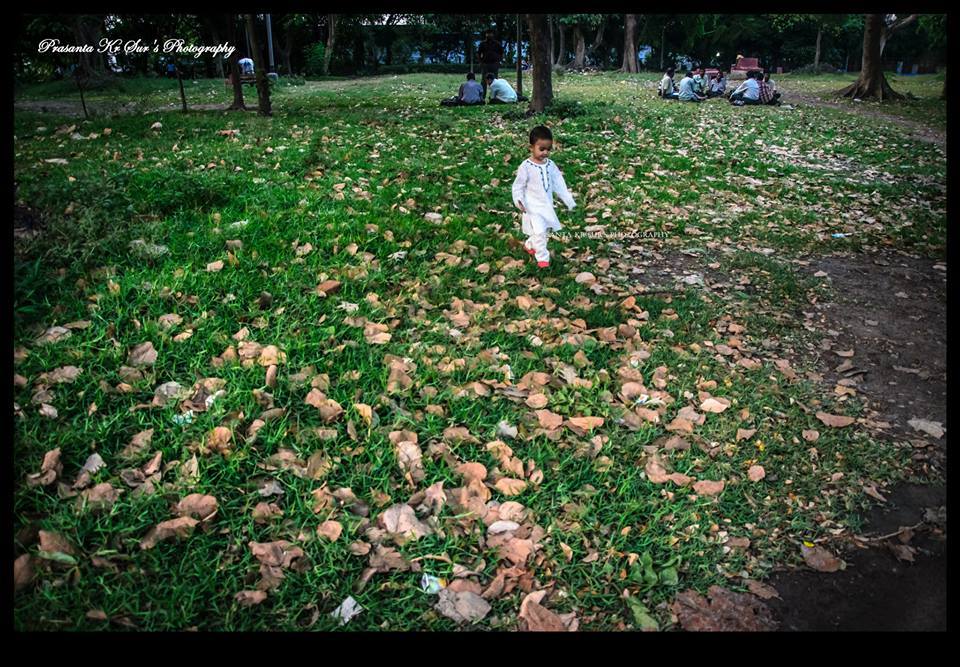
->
[[485, 72, 496, 81], [467, 72, 475, 80], [666, 67, 675, 76], [529, 125, 553, 145], [685, 70, 694, 77]]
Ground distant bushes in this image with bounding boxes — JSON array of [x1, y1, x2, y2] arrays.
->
[[791, 62, 841, 75], [378, 63, 475, 75]]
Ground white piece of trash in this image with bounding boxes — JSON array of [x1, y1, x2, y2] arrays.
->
[[330, 596, 363, 625]]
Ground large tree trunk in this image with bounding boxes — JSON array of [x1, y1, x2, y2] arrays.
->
[[586, 19, 605, 62], [245, 14, 272, 116], [814, 24, 822, 71], [879, 14, 918, 58], [516, 15, 523, 97], [322, 14, 337, 75], [573, 24, 586, 68], [525, 14, 552, 113], [621, 14, 638, 73], [839, 13, 903, 100], [659, 24, 666, 71], [226, 16, 246, 110]]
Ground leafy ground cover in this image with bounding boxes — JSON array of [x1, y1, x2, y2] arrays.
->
[[13, 71, 945, 630]]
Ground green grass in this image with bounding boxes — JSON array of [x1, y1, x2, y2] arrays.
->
[[14, 71, 944, 631]]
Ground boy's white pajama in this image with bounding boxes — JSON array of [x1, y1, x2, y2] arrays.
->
[[512, 158, 575, 263]]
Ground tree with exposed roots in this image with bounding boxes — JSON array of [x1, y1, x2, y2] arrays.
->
[[525, 14, 552, 113], [839, 14, 902, 100]]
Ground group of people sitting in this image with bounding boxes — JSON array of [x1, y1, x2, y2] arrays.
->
[[658, 67, 781, 106], [441, 72, 529, 106]]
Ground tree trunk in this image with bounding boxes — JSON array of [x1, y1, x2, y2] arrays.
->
[[245, 14, 272, 116], [549, 15, 554, 66], [814, 24, 822, 71], [621, 14, 638, 73], [839, 13, 903, 100], [525, 14, 552, 112], [659, 24, 667, 71], [941, 69, 947, 100], [226, 16, 246, 110], [323, 14, 337, 75], [177, 66, 188, 112], [516, 15, 523, 97], [879, 14, 918, 58], [586, 19, 605, 62], [555, 22, 565, 67], [573, 24, 586, 68]]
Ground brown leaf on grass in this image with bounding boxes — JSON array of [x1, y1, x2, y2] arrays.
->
[[666, 416, 694, 433], [127, 342, 158, 367], [672, 585, 778, 631], [494, 478, 527, 496], [35, 326, 71, 345], [745, 580, 781, 600], [379, 504, 432, 539], [14, 554, 35, 594], [317, 520, 343, 542], [39, 530, 77, 557], [315, 279, 341, 296], [175, 494, 218, 521], [747, 465, 766, 482], [566, 416, 604, 436], [205, 426, 233, 454], [802, 430, 820, 442], [265, 364, 278, 388], [801, 544, 844, 572], [206, 260, 224, 272], [535, 409, 564, 430], [444, 426, 479, 444], [693, 480, 725, 496], [519, 590, 578, 632], [700, 397, 731, 413], [525, 393, 549, 409], [38, 403, 58, 419], [26, 447, 62, 487], [252, 502, 284, 524], [644, 457, 693, 486], [249, 540, 305, 568], [435, 589, 491, 624], [736, 428, 757, 442], [363, 322, 392, 345], [816, 412, 856, 428], [158, 314, 183, 330], [140, 517, 199, 550], [456, 462, 488, 482], [78, 483, 122, 511], [257, 345, 285, 367], [305, 388, 326, 408], [394, 440, 425, 483], [39, 366, 82, 384], [121, 429, 154, 459], [368, 544, 410, 572], [235, 590, 268, 606]]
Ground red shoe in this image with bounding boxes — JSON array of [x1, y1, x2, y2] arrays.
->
[[526, 248, 536, 255], [537, 261, 549, 268]]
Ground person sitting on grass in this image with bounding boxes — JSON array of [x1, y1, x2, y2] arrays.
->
[[729, 70, 761, 105], [659, 67, 679, 99], [486, 72, 519, 104], [692, 66, 708, 96], [458, 72, 485, 105], [762, 72, 782, 105], [708, 70, 727, 97], [677, 70, 706, 102], [757, 71, 779, 105]]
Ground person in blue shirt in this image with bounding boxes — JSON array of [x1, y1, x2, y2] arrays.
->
[[458, 72, 485, 105], [677, 70, 706, 102]]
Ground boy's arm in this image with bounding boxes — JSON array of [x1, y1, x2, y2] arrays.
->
[[512, 164, 528, 211], [550, 163, 576, 210]]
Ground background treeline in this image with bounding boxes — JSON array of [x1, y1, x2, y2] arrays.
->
[[14, 13, 947, 83]]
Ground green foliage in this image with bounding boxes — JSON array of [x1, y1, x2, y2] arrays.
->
[[303, 42, 327, 78]]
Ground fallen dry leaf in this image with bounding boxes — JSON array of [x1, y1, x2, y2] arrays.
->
[[26, 447, 62, 487], [127, 341, 158, 367], [494, 477, 527, 496], [700, 397, 731, 413], [140, 517, 199, 550], [672, 585, 777, 631], [435, 588, 491, 624], [235, 590, 268, 606], [317, 520, 343, 542], [747, 465, 766, 482], [175, 494, 218, 521], [801, 544, 844, 572], [693, 480, 725, 496], [379, 504, 432, 539], [14, 554, 35, 593], [816, 412, 856, 428]]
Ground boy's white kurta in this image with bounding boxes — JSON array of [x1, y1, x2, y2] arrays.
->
[[511, 158, 576, 263]]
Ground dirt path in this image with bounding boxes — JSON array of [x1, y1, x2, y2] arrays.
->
[[783, 90, 946, 147], [14, 99, 259, 117]]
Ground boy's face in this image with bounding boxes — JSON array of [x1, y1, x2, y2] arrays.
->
[[530, 139, 553, 162]]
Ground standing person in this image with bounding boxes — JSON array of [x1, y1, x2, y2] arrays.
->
[[677, 70, 706, 102], [478, 29, 503, 97], [729, 70, 761, 105], [708, 70, 728, 97], [486, 72, 518, 104], [511, 125, 576, 268], [659, 67, 679, 99]]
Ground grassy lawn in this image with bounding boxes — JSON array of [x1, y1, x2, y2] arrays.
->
[[13, 72, 945, 630]]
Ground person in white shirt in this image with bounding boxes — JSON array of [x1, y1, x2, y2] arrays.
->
[[511, 125, 576, 268], [659, 67, 679, 99], [677, 70, 706, 102], [729, 70, 761, 105], [486, 73, 518, 103], [708, 70, 728, 97], [238, 57, 254, 75]]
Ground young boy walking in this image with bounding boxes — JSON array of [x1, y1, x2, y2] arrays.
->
[[511, 125, 576, 268]]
